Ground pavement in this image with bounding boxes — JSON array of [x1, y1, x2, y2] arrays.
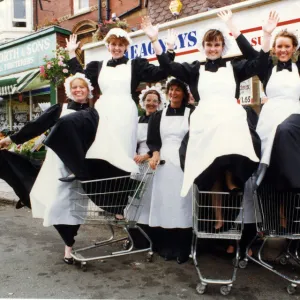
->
[[0, 179, 19, 205], [0, 179, 298, 299]]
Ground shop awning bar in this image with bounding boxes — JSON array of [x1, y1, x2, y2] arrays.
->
[[0, 69, 40, 96]]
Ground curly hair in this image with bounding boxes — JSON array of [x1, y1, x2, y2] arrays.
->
[[166, 78, 189, 105], [105, 35, 130, 47], [272, 29, 298, 49]]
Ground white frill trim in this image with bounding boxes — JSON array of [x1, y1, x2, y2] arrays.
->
[[197, 24, 234, 56], [139, 86, 166, 110], [103, 28, 132, 46], [64, 73, 94, 100]]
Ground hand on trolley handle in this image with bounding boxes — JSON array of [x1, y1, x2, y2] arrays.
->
[[0, 136, 12, 150], [148, 151, 165, 170]]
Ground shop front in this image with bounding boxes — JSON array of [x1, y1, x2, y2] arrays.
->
[[0, 26, 71, 132], [82, 0, 299, 107]]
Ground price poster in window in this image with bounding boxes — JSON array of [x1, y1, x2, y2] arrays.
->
[[239, 78, 253, 105]]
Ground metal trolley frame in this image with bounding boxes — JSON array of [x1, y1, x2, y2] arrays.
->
[[69, 162, 155, 270], [244, 182, 300, 295], [191, 185, 244, 295]]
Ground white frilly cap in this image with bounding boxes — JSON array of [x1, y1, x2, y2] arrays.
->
[[139, 86, 166, 110], [197, 24, 233, 56], [103, 28, 132, 46], [64, 73, 94, 100]]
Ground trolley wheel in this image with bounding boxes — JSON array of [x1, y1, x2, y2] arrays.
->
[[196, 283, 207, 295], [220, 285, 231, 296], [280, 256, 288, 265], [239, 260, 248, 269], [81, 261, 87, 272], [287, 284, 297, 295], [123, 239, 131, 250], [146, 252, 153, 262]]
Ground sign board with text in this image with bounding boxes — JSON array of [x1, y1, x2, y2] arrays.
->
[[0, 34, 56, 77]]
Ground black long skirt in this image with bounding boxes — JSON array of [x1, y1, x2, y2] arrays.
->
[[0, 150, 41, 208], [45, 108, 137, 215], [180, 106, 261, 191], [264, 114, 300, 191]]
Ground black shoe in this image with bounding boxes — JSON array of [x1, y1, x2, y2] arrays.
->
[[59, 174, 77, 182], [15, 200, 25, 209], [63, 257, 74, 264], [176, 253, 190, 264]]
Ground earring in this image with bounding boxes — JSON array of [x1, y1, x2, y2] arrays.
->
[[271, 55, 278, 66], [292, 51, 299, 63]]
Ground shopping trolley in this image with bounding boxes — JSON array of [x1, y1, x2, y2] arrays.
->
[[69, 162, 158, 270], [191, 186, 244, 295], [244, 179, 300, 295]]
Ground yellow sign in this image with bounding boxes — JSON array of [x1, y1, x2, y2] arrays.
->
[[169, 0, 182, 16]]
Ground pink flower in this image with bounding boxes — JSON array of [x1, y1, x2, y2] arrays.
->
[[63, 68, 68, 73], [47, 64, 52, 69], [58, 61, 64, 66], [40, 65, 46, 76]]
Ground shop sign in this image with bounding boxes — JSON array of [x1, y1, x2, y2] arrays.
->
[[84, 0, 300, 65], [0, 34, 56, 77], [239, 78, 253, 105]]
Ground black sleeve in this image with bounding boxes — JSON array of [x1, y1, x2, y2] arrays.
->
[[133, 56, 171, 83], [157, 53, 200, 85], [10, 104, 62, 145], [67, 57, 101, 88], [147, 110, 162, 152], [232, 49, 270, 83], [235, 34, 260, 59]]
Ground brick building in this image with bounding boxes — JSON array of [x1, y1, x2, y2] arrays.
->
[[148, 0, 246, 24]]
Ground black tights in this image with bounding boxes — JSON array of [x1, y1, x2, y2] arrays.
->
[[53, 224, 81, 247]]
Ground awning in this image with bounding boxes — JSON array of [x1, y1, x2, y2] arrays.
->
[[0, 69, 40, 96]]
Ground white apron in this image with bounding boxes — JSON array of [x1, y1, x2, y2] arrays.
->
[[31, 105, 89, 227], [181, 62, 259, 196], [86, 60, 139, 173], [256, 63, 300, 165], [124, 121, 153, 224], [149, 107, 192, 228]]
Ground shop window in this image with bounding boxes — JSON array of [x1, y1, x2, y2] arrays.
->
[[12, 0, 26, 28], [11, 98, 29, 132], [0, 100, 9, 131], [31, 94, 50, 120], [74, 0, 89, 13]]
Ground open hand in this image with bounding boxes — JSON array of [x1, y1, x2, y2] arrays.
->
[[141, 16, 159, 41], [217, 10, 233, 24], [134, 154, 148, 164], [166, 28, 178, 50], [65, 34, 80, 53], [0, 137, 12, 149], [262, 11, 280, 35]]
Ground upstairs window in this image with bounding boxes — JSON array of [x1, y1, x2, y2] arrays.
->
[[74, 0, 89, 13], [12, 0, 26, 28]]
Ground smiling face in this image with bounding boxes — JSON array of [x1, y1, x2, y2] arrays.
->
[[144, 92, 160, 115], [273, 36, 297, 62], [168, 84, 184, 107], [70, 78, 89, 103], [107, 37, 128, 59], [202, 29, 225, 60]]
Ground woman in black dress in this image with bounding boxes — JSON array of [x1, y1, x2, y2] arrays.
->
[[0, 73, 98, 264]]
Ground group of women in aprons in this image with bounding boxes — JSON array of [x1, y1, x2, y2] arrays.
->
[[1, 9, 300, 266]]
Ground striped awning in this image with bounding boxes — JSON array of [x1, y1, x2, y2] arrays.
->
[[0, 69, 40, 96]]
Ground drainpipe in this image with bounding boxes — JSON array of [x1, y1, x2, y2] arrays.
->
[[118, 0, 142, 19], [106, 0, 110, 20], [98, 0, 102, 23]]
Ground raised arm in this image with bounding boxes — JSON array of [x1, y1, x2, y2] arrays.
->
[[66, 34, 100, 87]]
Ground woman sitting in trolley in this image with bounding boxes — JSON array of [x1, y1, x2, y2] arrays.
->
[[156, 15, 273, 232]]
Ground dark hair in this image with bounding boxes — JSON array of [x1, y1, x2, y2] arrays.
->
[[202, 29, 225, 47], [142, 90, 161, 103], [166, 78, 189, 104]]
